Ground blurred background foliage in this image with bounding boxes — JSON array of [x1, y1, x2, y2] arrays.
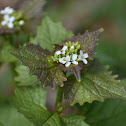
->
[[0, 0, 126, 125]]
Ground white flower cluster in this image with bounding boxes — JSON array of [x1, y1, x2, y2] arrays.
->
[[53, 42, 89, 67], [0, 7, 24, 29]]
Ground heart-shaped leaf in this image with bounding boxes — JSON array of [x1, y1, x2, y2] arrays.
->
[[63, 62, 126, 105], [10, 44, 66, 87]]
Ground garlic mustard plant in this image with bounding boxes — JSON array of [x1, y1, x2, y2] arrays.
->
[[52, 41, 88, 67], [0, 7, 25, 29]]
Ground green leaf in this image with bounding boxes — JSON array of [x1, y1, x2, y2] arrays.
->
[[0, 42, 17, 63], [64, 28, 104, 60], [63, 115, 89, 126], [63, 63, 126, 105], [43, 113, 65, 126], [31, 17, 73, 52], [13, 87, 67, 126], [13, 86, 52, 126], [85, 99, 126, 126], [15, 65, 41, 86], [10, 44, 66, 87], [18, 0, 45, 19], [0, 104, 34, 126]]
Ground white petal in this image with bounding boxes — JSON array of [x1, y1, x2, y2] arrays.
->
[[72, 54, 77, 61], [8, 8, 14, 14], [59, 57, 66, 64], [19, 20, 24, 25], [78, 55, 82, 60], [83, 59, 88, 64], [4, 7, 10, 13], [70, 46, 74, 49], [80, 50, 83, 55], [62, 46, 67, 51], [66, 55, 70, 61], [83, 53, 88, 58], [62, 51, 66, 54], [0, 10, 6, 14], [9, 16, 15, 22], [72, 61, 78, 65], [55, 50, 61, 55], [1, 20, 7, 26], [4, 14, 10, 21], [65, 62, 71, 67], [8, 22, 14, 28]]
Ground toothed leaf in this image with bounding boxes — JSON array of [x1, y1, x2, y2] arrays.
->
[[64, 28, 104, 60], [63, 63, 126, 105], [63, 115, 89, 126], [13, 87, 66, 126], [57, 63, 84, 82], [31, 17, 73, 52], [10, 44, 66, 87], [15, 65, 41, 86], [43, 113, 65, 126], [13, 87, 52, 126], [58, 28, 103, 81]]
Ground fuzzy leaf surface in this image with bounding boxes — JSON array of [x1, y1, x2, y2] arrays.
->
[[31, 17, 73, 52], [13, 87, 52, 126], [10, 44, 66, 87], [63, 63, 126, 105], [64, 28, 104, 60], [15, 65, 41, 86], [63, 115, 89, 126]]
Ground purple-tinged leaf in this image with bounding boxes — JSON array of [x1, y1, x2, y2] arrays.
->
[[64, 28, 104, 60], [10, 44, 66, 87]]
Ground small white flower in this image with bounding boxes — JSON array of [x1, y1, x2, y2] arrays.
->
[[8, 8, 14, 14], [19, 20, 25, 25], [65, 62, 71, 67], [65, 55, 71, 67], [1, 20, 7, 26], [0, 7, 14, 15], [72, 61, 78, 65], [4, 7, 14, 14], [70, 46, 74, 49], [55, 50, 61, 55], [9, 16, 15, 22], [72, 54, 77, 61], [62, 46, 67, 51], [4, 14, 10, 21], [59, 57, 67, 64], [61, 46, 67, 54], [72, 54, 78, 65], [79, 50, 88, 64], [8, 22, 14, 28], [59, 55, 71, 67], [0, 10, 6, 15]]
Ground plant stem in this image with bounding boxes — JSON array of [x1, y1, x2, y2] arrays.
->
[[55, 86, 63, 113]]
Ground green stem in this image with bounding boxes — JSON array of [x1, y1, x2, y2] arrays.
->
[[55, 86, 63, 113]]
